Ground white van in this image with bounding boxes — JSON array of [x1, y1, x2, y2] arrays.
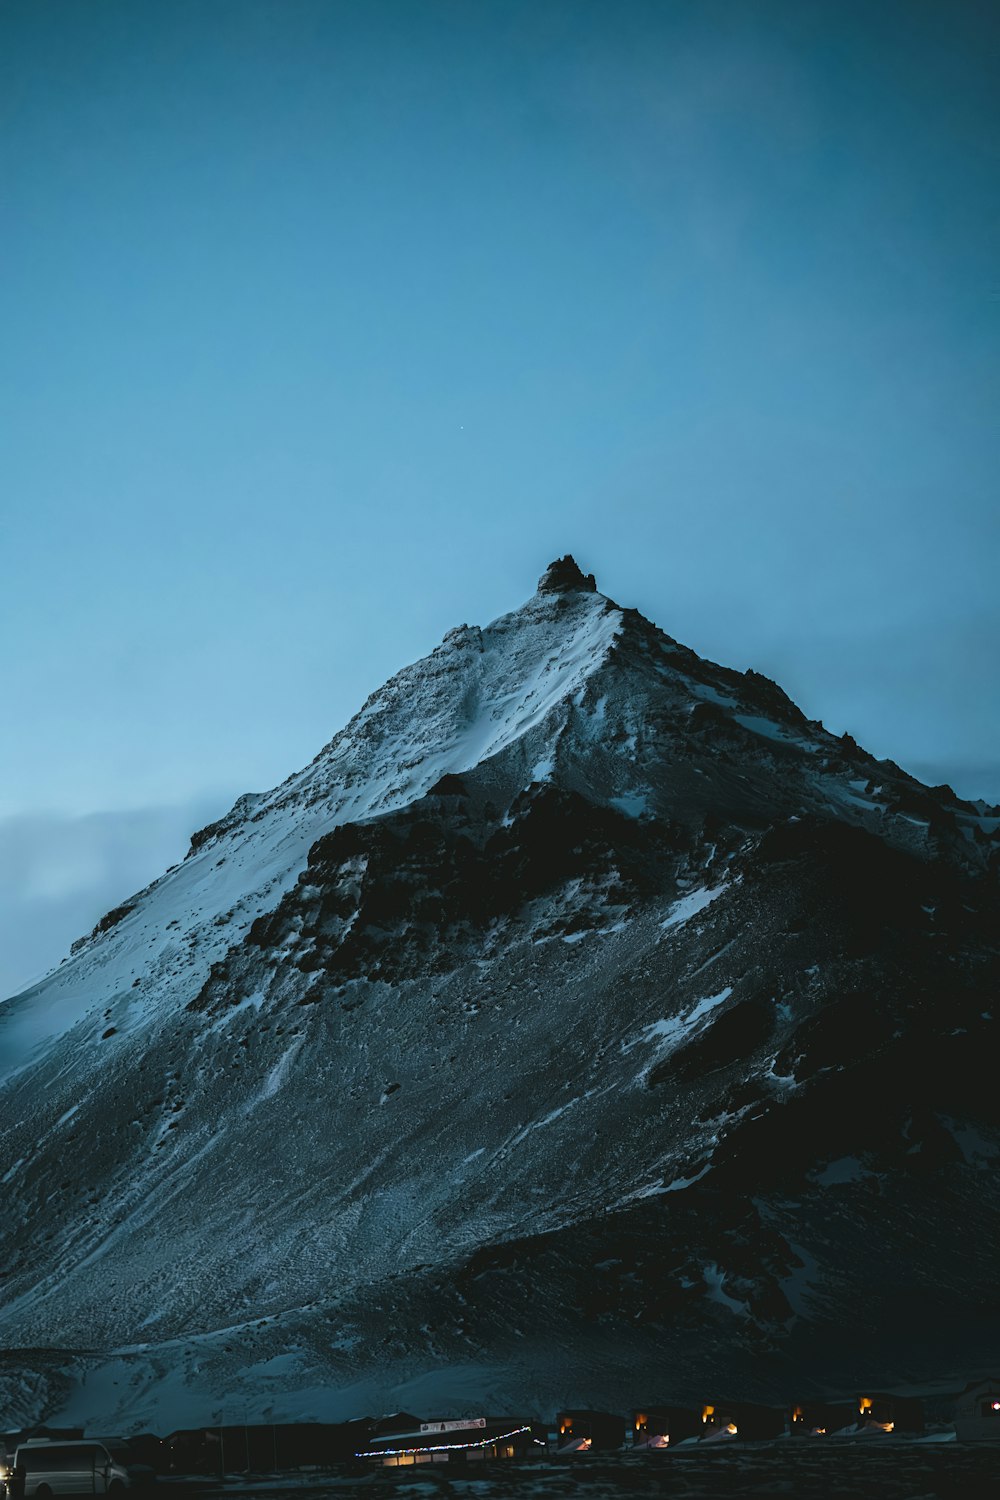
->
[[11, 1441, 154, 1497]]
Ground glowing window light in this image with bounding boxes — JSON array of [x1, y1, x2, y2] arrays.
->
[[356, 1425, 531, 1460], [858, 1397, 873, 1413], [702, 1405, 715, 1423]]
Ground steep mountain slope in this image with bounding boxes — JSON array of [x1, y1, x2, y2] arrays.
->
[[1, 557, 998, 1430]]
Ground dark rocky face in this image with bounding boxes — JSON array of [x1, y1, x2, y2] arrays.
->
[[536, 554, 598, 593], [0, 565, 997, 1428]]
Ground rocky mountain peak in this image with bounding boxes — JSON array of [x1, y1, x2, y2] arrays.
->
[[537, 554, 598, 594], [2, 557, 999, 1431]]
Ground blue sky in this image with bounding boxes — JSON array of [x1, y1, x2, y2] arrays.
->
[[1, 0, 998, 991]]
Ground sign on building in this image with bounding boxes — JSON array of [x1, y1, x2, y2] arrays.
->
[[419, 1418, 487, 1434]]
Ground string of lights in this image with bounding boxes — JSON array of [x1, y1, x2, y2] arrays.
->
[[355, 1424, 531, 1459]]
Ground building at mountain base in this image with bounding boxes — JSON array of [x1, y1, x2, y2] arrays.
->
[[632, 1406, 701, 1446], [953, 1380, 1000, 1441], [555, 1410, 626, 1452], [356, 1414, 538, 1466]]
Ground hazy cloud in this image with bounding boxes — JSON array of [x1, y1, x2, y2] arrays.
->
[[0, 797, 230, 1001]]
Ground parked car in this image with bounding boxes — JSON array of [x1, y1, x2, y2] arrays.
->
[[10, 1440, 155, 1497]]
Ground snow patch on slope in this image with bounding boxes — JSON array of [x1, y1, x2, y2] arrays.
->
[[624, 987, 734, 1083], [661, 884, 727, 930]]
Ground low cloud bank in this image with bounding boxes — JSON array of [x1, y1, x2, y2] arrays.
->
[[0, 797, 231, 1001]]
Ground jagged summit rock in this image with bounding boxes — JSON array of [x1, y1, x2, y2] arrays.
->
[[537, 553, 598, 593], [0, 558, 998, 1430]]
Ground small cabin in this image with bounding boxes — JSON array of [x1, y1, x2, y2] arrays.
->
[[699, 1402, 785, 1441], [555, 1411, 625, 1452], [856, 1393, 924, 1434], [632, 1406, 700, 1447], [788, 1401, 858, 1436], [358, 1413, 536, 1467], [954, 1379, 1000, 1441]]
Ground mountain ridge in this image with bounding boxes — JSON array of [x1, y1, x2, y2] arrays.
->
[[1, 557, 997, 1430]]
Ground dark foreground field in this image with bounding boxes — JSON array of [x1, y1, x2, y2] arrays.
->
[[181, 1444, 1000, 1500]]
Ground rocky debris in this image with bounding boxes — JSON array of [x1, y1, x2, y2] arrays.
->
[[189, 782, 709, 1006]]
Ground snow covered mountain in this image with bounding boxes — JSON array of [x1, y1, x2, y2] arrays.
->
[[1, 556, 998, 1431]]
